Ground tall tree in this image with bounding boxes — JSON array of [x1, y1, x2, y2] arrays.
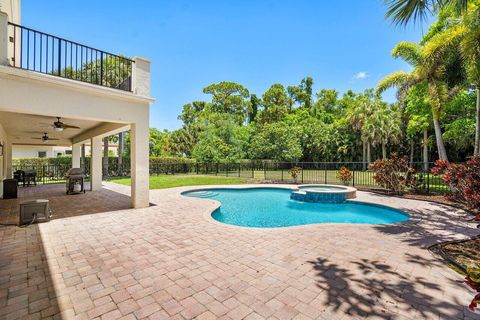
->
[[377, 41, 455, 161], [203, 82, 251, 124], [346, 90, 374, 168], [287, 77, 314, 110], [422, 2, 480, 154], [257, 84, 292, 124], [117, 131, 124, 176]]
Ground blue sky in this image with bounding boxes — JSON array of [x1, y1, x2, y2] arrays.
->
[[23, 1, 431, 130]]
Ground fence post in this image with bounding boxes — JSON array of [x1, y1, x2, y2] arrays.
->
[[352, 166, 355, 187], [238, 163, 241, 177], [251, 161, 254, 179], [281, 165, 284, 182], [324, 164, 327, 184], [263, 162, 266, 180], [226, 163, 229, 177], [301, 162, 304, 184]]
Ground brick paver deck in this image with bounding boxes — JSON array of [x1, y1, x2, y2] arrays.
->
[[0, 183, 479, 319]]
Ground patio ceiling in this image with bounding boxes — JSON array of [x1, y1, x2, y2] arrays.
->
[[0, 110, 104, 146]]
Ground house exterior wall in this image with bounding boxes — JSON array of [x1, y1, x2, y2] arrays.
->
[[12, 146, 72, 158], [0, 0, 21, 24]]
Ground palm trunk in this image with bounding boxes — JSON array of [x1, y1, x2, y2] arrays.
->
[[410, 139, 414, 164], [382, 142, 387, 159], [423, 129, 429, 171], [367, 143, 371, 164], [103, 137, 109, 179], [118, 132, 124, 176], [474, 87, 480, 155], [362, 140, 366, 171], [432, 116, 448, 161]]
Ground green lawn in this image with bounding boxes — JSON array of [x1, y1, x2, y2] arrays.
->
[[111, 174, 251, 189], [110, 170, 448, 192]]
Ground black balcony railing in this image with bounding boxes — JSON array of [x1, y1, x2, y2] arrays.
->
[[7, 22, 134, 92]]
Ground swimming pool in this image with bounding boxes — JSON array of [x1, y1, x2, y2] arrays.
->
[[182, 188, 410, 228]]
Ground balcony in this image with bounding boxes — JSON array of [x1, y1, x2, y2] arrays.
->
[[7, 22, 134, 92]]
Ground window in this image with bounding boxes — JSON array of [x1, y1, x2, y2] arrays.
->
[[57, 153, 63, 157], [38, 151, 47, 158], [65, 150, 72, 155]]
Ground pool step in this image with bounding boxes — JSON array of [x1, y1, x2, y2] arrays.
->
[[185, 190, 219, 198]]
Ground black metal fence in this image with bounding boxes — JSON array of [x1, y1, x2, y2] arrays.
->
[[8, 22, 133, 91], [12, 160, 450, 194], [12, 162, 90, 185]]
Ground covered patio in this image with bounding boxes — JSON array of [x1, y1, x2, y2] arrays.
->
[[0, 183, 132, 225], [0, 10, 154, 208]]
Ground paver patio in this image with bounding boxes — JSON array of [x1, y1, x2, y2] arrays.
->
[[0, 183, 479, 319]]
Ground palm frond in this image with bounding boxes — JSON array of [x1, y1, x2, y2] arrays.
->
[[385, 0, 469, 26], [391, 42, 422, 65], [384, 0, 436, 26], [377, 71, 413, 94], [422, 25, 465, 67]]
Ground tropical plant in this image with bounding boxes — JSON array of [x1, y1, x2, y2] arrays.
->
[[377, 41, 456, 161], [288, 166, 302, 183], [431, 156, 480, 211], [384, 0, 469, 26], [369, 154, 414, 194], [336, 167, 353, 185], [420, 1, 480, 155]]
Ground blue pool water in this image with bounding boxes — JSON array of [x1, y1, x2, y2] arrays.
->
[[182, 188, 410, 228]]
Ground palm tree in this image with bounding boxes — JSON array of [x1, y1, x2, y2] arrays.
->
[[377, 106, 403, 159], [377, 41, 452, 161], [384, 0, 469, 25], [346, 91, 374, 169], [422, 3, 480, 154]]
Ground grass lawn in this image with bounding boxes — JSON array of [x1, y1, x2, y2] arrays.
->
[[110, 170, 448, 192], [111, 174, 251, 189]]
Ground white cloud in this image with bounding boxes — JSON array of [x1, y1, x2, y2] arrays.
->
[[353, 71, 368, 80]]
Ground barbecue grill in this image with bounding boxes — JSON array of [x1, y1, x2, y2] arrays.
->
[[65, 168, 86, 194], [14, 169, 37, 186]]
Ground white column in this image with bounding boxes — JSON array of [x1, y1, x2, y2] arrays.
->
[[90, 137, 102, 191], [130, 121, 149, 208], [132, 57, 151, 96], [5, 139, 12, 178], [0, 12, 8, 66], [72, 143, 81, 168]]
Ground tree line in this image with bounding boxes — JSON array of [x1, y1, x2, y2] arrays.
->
[[142, 0, 480, 166]]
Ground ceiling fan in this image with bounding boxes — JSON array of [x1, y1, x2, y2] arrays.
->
[[42, 117, 81, 132], [31, 132, 60, 143]]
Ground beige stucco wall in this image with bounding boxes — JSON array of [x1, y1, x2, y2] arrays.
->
[[0, 66, 151, 124], [0, 0, 21, 24], [12, 145, 72, 158]]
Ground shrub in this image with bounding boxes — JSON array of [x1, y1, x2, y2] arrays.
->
[[369, 154, 414, 195], [466, 269, 480, 312], [336, 167, 352, 185], [431, 156, 480, 213], [149, 157, 195, 175], [288, 166, 302, 183]]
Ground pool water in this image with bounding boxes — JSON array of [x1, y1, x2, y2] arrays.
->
[[182, 188, 410, 228]]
